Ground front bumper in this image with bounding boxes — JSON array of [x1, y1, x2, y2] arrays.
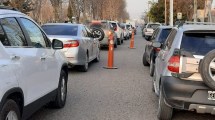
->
[[161, 76, 215, 114]]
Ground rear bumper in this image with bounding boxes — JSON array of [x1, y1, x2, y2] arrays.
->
[[145, 32, 153, 36], [62, 48, 85, 65], [161, 76, 215, 114]]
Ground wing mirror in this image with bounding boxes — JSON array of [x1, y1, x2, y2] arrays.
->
[[52, 39, 63, 49], [152, 41, 162, 48]]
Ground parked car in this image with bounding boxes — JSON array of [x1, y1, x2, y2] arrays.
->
[[153, 22, 215, 120], [126, 24, 133, 38], [0, 7, 68, 120], [109, 21, 124, 45], [143, 23, 162, 39], [142, 26, 172, 76], [87, 20, 118, 48], [120, 23, 130, 40], [142, 23, 147, 37], [42, 23, 100, 72]]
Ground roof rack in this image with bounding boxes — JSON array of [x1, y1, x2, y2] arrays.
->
[[178, 21, 215, 28], [0, 5, 18, 11]]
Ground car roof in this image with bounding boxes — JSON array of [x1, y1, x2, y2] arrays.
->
[[0, 9, 26, 16], [180, 25, 215, 31], [42, 23, 82, 26]]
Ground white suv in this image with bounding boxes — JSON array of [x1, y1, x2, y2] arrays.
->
[[0, 7, 68, 120], [110, 21, 124, 45]]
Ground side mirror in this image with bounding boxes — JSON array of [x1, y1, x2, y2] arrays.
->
[[52, 39, 63, 49], [152, 41, 162, 48]]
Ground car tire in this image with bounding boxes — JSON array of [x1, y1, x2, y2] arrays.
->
[[114, 43, 117, 48], [91, 28, 105, 41], [157, 89, 173, 120], [0, 99, 21, 120], [79, 54, 89, 72], [150, 59, 155, 77], [143, 52, 149, 66], [50, 70, 67, 108], [200, 50, 215, 89], [117, 38, 121, 45]]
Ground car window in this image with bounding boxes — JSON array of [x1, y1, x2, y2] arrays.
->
[[0, 25, 10, 46], [181, 32, 215, 55], [164, 29, 177, 49], [20, 18, 46, 48], [158, 29, 171, 43], [1, 18, 26, 47], [111, 23, 117, 28], [147, 24, 160, 29], [151, 29, 159, 40], [42, 25, 78, 36]]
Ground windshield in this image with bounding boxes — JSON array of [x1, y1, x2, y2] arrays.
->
[[147, 24, 160, 29], [42, 25, 78, 36], [158, 29, 171, 43], [181, 32, 215, 55]]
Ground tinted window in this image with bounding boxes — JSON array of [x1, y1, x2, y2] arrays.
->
[[147, 24, 160, 29], [158, 29, 171, 43], [165, 30, 177, 49], [111, 23, 117, 28], [1, 18, 26, 46], [0, 25, 9, 46], [181, 32, 215, 55], [20, 18, 46, 48], [42, 25, 78, 36]]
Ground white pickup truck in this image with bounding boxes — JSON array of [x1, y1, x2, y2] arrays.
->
[[143, 23, 162, 40]]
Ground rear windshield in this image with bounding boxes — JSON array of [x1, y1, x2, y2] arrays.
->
[[111, 23, 117, 28], [126, 25, 131, 29], [147, 24, 160, 29], [120, 24, 125, 29], [181, 32, 215, 55], [42, 25, 78, 36], [90, 22, 108, 29], [158, 29, 171, 43]]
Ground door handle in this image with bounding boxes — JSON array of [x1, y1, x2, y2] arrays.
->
[[40, 57, 46, 61], [10, 55, 20, 60]]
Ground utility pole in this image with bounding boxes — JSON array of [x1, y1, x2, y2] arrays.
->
[[165, 0, 167, 25], [194, 0, 197, 22], [170, 0, 173, 26]]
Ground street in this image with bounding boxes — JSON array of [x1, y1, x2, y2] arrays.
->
[[29, 30, 214, 120]]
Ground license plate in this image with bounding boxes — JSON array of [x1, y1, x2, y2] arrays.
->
[[208, 91, 215, 100]]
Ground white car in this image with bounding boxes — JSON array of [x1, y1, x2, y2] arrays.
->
[[109, 21, 124, 45], [0, 7, 68, 120], [42, 23, 100, 72], [143, 23, 162, 39]]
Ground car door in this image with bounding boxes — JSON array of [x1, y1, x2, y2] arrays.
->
[[0, 17, 47, 105], [86, 26, 98, 59], [146, 29, 159, 61], [84, 26, 94, 61], [19, 17, 59, 94]]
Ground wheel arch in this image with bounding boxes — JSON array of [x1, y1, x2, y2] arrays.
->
[[0, 88, 24, 116]]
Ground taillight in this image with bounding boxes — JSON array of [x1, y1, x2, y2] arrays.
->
[[168, 56, 180, 73], [154, 47, 161, 52], [64, 40, 79, 48]]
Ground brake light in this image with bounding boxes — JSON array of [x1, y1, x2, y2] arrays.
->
[[154, 47, 161, 52], [64, 40, 79, 48], [168, 56, 180, 73]]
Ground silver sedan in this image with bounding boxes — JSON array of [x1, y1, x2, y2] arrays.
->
[[42, 23, 100, 72]]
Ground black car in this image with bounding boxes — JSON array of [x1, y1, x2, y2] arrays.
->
[[142, 26, 172, 76]]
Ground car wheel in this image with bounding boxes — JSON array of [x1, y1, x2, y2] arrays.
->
[[150, 59, 155, 77], [117, 38, 121, 45], [51, 70, 67, 108], [143, 52, 149, 66], [0, 99, 21, 120], [114, 43, 117, 48], [79, 54, 89, 72], [95, 49, 100, 62], [200, 50, 215, 89], [157, 89, 173, 120]]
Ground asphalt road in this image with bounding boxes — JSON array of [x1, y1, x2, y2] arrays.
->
[[30, 30, 214, 120]]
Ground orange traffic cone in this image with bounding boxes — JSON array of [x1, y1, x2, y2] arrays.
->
[[103, 31, 118, 69], [129, 30, 136, 49]]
